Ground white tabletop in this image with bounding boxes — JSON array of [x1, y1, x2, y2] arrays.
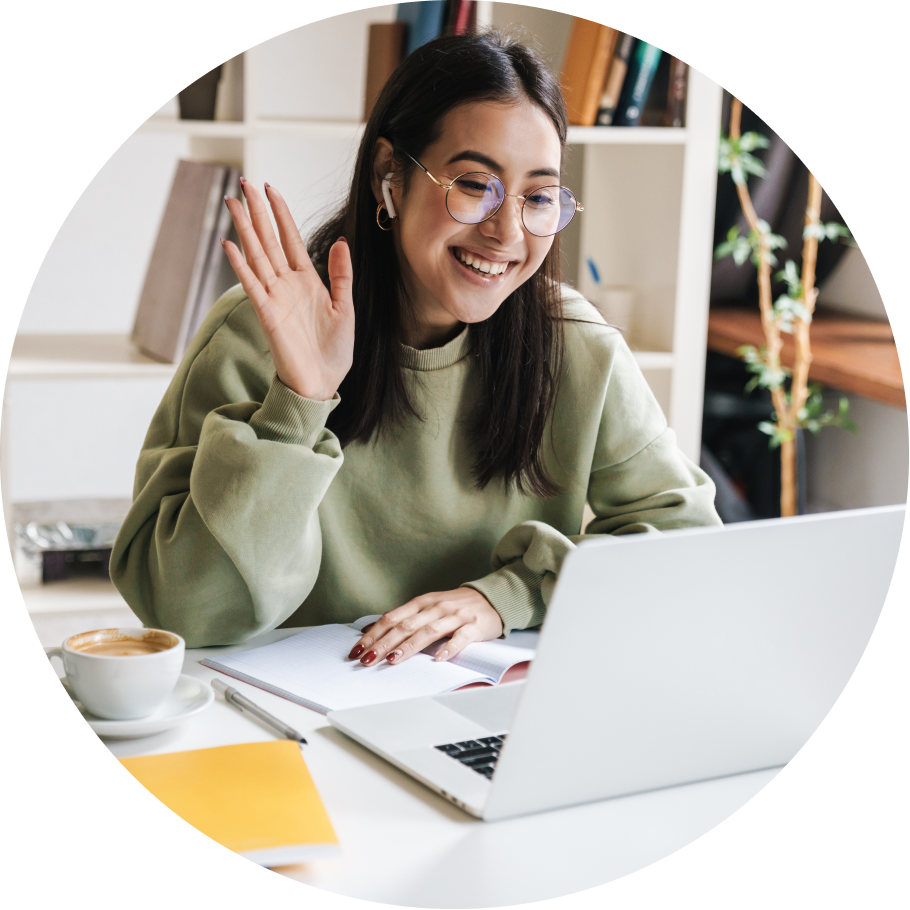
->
[[106, 628, 780, 908]]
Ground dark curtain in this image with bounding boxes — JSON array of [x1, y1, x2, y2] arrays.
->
[[711, 92, 848, 304]]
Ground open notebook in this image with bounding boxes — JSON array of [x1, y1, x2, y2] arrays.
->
[[201, 624, 537, 714]]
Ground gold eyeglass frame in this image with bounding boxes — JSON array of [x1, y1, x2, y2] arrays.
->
[[401, 151, 583, 237]]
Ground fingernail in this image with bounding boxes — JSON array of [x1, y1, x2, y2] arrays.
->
[[387, 649, 402, 663], [361, 650, 378, 666], [223, 195, 231, 205], [337, 236, 348, 244], [239, 175, 246, 185], [219, 238, 226, 246], [435, 650, 449, 662], [348, 644, 365, 660], [264, 182, 271, 196]]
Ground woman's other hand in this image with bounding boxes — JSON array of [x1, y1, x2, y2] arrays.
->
[[348, 588, 504, 665], [222, 180, 355, 402]]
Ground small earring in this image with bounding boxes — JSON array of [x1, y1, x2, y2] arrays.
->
[[376, 203, 396, 231]]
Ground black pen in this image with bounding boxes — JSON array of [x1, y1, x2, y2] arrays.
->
[[211, 679, 308, 744]]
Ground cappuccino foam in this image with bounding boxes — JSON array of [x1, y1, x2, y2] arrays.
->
[[75, 639, 170, 657], [68, 628, 178, 657]]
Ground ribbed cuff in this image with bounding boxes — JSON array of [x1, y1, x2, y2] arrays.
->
[[463, 561, 547, 638], [249, 375, 340, 447]]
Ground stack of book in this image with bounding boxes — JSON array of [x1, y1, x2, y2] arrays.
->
[[559, 20, 688, 128], [132, 160, 240, 364], [364, 2, 476, 119]]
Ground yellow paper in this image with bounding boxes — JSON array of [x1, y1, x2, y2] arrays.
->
[[121, 740, 337, 857]]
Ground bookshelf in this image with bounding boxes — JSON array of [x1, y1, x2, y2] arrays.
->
[[8, 4, 722, 611]]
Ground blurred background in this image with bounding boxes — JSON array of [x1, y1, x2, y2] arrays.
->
[[5, 3, 904, 641]]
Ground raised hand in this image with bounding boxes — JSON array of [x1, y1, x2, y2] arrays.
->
[[221, 179, 354, 402]]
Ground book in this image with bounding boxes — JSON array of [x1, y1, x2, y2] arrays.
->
[[613, 40, 663, 127], [639, 52, 671, 127], [363, 21, 407, 120], [595, 32, 634, 126], [665, 57, 689, 127], [560, 19, 619, 126], [201, 624, 538, 715], [446, 0, 474, 34], [120, 741, 339, 867], [132, 160, 240, 363], [397, 2, 447, 57]]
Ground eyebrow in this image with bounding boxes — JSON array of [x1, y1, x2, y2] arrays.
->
[[445, 149, 560, 180]]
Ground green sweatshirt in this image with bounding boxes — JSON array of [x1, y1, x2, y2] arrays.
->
[[111, 284, 720, 648]]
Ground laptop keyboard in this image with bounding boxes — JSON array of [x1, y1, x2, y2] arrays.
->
[[434, 734, 507, 780]]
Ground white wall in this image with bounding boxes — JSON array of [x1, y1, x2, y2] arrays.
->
[[806, 247, 907, 510], [20, 131, 188, 335]]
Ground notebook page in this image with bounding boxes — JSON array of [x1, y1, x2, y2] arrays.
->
[[202, 625, 493, 713], [422, 630, 539, 680]]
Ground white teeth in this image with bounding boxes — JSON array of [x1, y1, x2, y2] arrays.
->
[[456, 249, 508, 275]]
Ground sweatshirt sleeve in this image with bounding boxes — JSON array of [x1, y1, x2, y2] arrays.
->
[[463, 319, 721, 636], [110, 288, 344, 647]]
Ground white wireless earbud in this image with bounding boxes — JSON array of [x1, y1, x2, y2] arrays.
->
[[381, 173, 397, 219]]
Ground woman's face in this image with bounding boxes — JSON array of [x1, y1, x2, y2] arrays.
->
[[381, 99, 563, 346]]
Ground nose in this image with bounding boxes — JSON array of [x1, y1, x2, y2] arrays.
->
[[478, 195, 525, 247]]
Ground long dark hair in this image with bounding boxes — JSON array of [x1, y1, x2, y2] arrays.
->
[[308, 31, 568, 498]]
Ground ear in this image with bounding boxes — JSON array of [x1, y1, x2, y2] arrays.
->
[[370, 137, 396, 205]]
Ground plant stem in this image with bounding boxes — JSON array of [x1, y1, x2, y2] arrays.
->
[[729, 97, 793, 513]]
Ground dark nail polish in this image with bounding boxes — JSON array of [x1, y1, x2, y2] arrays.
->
[[338, 236, 348, 244], [349, 643, 365, 660], [361, 650, 377, 666], [387, 649, 402, 663], [239, 175, 247, 185], [264, 182, 271, 192]]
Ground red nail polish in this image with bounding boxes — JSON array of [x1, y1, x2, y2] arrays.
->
[[239, 175, 247, 184], [349, 644, 365, 660], [361, 650, 377, 665], [264, 182, 271, 195], [338, 236, 348, 244], [387, 649, 402, 663]]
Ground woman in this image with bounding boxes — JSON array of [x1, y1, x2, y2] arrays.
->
[[110, 31, 720, 661]]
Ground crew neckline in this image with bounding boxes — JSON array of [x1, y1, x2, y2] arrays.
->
[[398, 324, 472, 371]]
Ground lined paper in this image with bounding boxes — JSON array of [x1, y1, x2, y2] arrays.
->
[[201, 625, 536, 714]]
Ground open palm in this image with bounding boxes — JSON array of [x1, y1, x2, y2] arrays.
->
[[222, 179, 354, 402]]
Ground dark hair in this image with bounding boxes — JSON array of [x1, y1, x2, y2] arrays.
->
[[308, 30, 568, 497]]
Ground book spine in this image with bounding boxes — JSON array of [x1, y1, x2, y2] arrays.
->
[[174, 165, 228, 359], [363, 21, 407, 120], [665, 57, 689, 127], [185, 167, 240, 344], [560, 19, 619, 126], [398, 1, 447, 56], [614, 41, 663, 127], [595, 32, 634, 126]]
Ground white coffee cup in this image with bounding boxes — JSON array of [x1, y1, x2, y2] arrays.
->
[[45, 627, 184, 720]]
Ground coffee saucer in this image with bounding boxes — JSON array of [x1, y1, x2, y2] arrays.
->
[[80, 674, 214, 739]]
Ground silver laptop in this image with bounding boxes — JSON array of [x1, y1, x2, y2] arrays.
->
[[327, 505, 905, 821]]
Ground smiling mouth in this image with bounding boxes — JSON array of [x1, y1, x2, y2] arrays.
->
[[452, 247, 515, 277]]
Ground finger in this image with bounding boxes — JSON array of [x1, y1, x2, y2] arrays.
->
[[353, 599, 447, 665], [327, 237, 354, 316], [220, 238, 269, 313], [240, 178, 288, 277], [226, 194, 277, 288], [435, 618, 485, 663], [384, 613, 465, 666], [265, 183, 313, 273], [347, 601, 425, 660]]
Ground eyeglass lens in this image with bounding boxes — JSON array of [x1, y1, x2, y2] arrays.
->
[[446, 174, 578, 237]]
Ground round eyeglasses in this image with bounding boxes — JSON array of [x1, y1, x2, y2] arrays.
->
[[402, 151, 583, 237]]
